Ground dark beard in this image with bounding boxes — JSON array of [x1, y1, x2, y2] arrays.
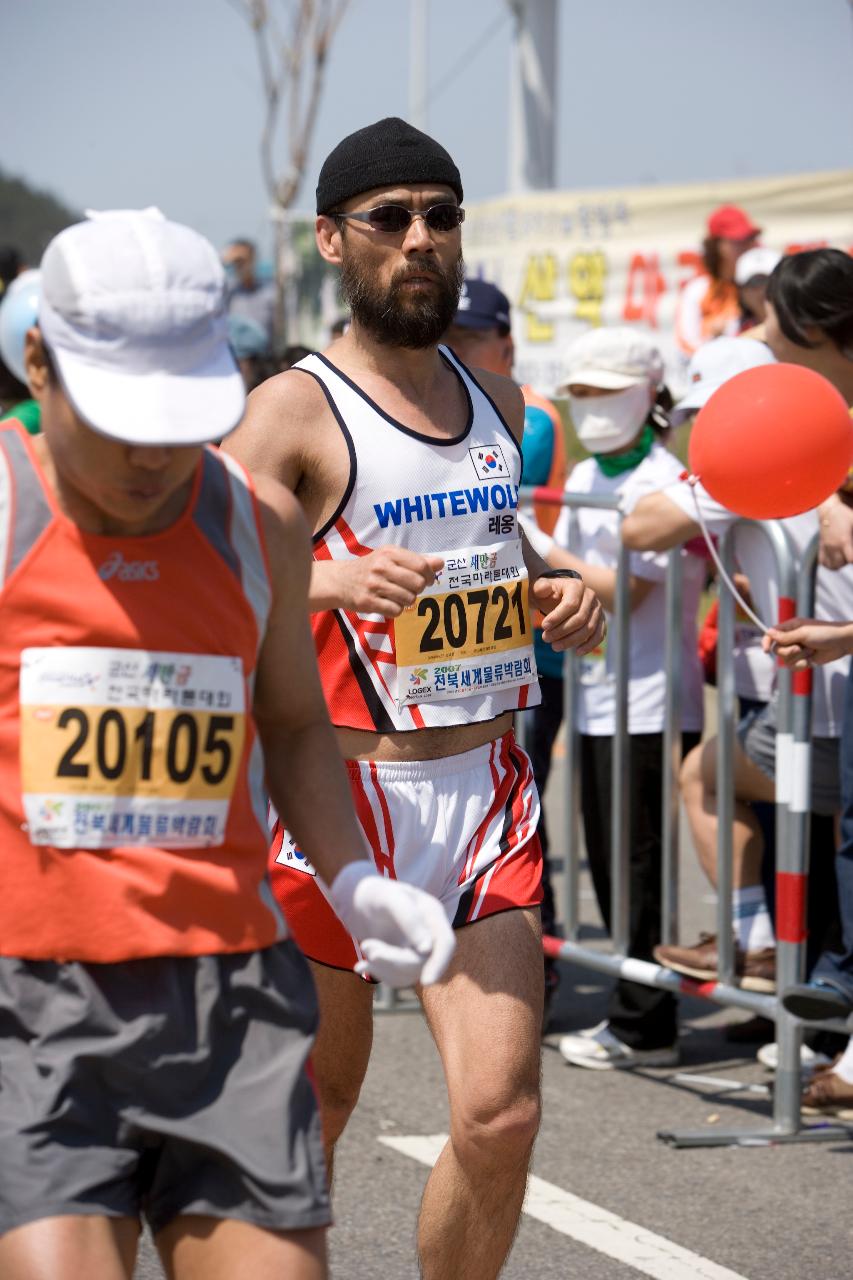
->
[[340, 250, 465, 349]]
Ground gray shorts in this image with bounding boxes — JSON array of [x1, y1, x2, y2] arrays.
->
[[0, 943, 330, 1238], [738, 697, 841, 817]]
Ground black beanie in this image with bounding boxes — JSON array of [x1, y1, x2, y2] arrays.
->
[[316, 117, 463, 214]]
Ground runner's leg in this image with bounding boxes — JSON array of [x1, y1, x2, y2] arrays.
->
[[417, 907, 543, 1280], [307, 959, 374, 1176], [0, 1215, 139, 1280], [156, 1216, 326, 1280]]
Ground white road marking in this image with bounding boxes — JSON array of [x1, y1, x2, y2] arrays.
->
[[379, 1134, 749, 1280]]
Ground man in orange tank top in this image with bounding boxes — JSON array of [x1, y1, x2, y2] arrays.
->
[[225, 119, 605, 1280], [0, 208, 455, 1280]]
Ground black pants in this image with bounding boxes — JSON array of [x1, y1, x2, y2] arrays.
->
[[580, 731, 701, 1050]]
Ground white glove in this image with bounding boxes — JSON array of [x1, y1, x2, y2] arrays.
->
[[328, 861, 456, 987]]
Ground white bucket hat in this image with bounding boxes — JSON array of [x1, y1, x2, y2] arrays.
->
[[558, 327, 664, 393], [673, 335, 777, 423], [734, 246, 782, 287], [38, 208, 246, 446]]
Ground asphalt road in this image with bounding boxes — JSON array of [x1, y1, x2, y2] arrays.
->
[[133, 722, 853, 1279]]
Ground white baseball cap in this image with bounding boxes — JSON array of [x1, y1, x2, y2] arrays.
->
[[735, 246, 782, 287], [558, 326, 664, 392], [672, 335, 777, 423], [38, 208, 246, 446]]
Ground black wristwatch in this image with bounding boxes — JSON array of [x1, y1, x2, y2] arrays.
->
[[537, 568, 583, 581]]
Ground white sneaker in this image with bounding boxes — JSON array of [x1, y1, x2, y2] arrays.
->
[[756, 1041, 833, 1074], [558, 1021, 679, 1071]]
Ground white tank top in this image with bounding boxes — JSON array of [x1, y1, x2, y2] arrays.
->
[[302, 347, 540, 732]]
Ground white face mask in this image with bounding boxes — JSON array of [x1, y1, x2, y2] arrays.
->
[[569, 383, 653, 453]]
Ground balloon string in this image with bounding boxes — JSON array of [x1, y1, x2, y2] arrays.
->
[[685, 474, 771, 636]]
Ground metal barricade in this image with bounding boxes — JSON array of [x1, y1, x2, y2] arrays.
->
[[521, 485, 853, 1147]]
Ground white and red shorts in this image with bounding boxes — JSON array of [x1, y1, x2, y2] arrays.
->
[[269, 731, 543, 973]]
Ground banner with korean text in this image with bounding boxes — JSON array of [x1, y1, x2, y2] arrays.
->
[[463, 169, 853, 396]]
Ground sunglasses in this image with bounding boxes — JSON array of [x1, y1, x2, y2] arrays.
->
[[332, 203, 465, 235]]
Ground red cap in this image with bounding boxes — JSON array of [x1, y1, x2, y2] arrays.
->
[[706, 204, 761, 240]]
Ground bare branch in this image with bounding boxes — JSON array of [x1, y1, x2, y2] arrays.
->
[[229, 0, 351, 341]]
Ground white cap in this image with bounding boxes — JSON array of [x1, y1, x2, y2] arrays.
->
[[735, 246, 782, 287], [672, 335, 777, 422], [558, 326, 664, 392], [38, 208, 246, 447]]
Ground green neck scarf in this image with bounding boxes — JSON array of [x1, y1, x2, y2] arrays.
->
[[594, 425, 655, 478]]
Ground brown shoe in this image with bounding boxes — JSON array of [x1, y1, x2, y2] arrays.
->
[[653, 934, 776, 993], [801, 1069, 853, 1119]]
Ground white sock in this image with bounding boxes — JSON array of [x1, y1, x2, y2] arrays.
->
[[833, 1037, 853, 1084], [733, 885, 775, 952]]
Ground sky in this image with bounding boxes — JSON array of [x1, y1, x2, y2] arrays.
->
[[3, 0, 853, 257]]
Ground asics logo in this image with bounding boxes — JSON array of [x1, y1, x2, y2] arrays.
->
[[98, 551, 159, 582]]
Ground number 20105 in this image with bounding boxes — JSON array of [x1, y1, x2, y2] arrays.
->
[[55, 708, 234, 786]]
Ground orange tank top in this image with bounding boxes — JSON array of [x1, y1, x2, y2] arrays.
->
[[0, 424, 285, 962]]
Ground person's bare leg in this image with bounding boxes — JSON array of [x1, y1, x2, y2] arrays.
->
[[307, 959, 374, 1178], [417, 908, 543, 1280], [680, 737, 774, 889], [0, 1214, 140, 1280], [157, 1216, 326, 1280]]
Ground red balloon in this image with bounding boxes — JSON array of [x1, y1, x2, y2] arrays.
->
[[688, 363, 853, 519]]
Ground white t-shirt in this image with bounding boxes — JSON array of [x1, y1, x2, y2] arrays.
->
[[554, 443, 705, 736], [663, 479, 852, 737]]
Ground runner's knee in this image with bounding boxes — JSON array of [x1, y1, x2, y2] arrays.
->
[[450, 1087, 541, 1165]]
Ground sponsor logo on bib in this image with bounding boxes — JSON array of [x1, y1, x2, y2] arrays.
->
[[98, 551, 159, 582]]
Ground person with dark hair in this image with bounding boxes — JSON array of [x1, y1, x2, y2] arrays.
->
[[225, 116, 605, 1279], [222, 237, 276, 346], [676, 205, 761, 355], [735, 246, 781, 336], [765, 247, 853, 382], [521, 328, 705, 1068], [755, 245, 853, 1117], [623, 330, 851, 1073], [766, 248, 853, 570], [0, 207, 455, 1280]]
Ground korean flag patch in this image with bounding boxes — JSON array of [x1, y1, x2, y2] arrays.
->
[[469, 443, 510, 480], [274, 833, 317, 876]]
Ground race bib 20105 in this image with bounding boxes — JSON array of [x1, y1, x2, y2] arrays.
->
[[20, 647, 246, 848]]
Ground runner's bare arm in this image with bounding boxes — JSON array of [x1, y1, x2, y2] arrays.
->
[[309, 546, 445, 614], [621, 492, 699, 551], [223, 369, 321, 498], [251, 474, 370, 880]]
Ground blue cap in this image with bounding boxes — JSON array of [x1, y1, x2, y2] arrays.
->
[[453, 279, 511, 334], [228, 314, 270, 360]]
